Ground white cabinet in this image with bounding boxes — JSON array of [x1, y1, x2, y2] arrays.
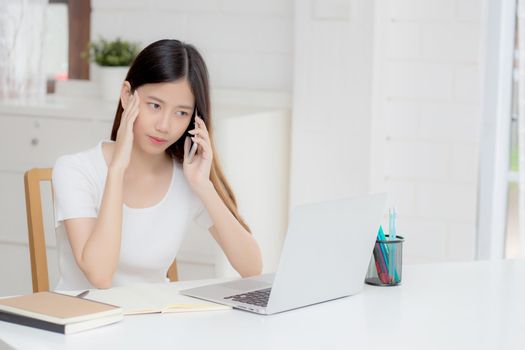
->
[[212, 108, 290, 276], [0, 93, 290, 296], [0, 116, 106, 172], [0, 110, 112, 296]]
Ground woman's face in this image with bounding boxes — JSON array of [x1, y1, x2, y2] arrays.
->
[[130, 80, 195, 155]]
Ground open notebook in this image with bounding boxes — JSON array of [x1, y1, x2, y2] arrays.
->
[[79, 282, 232, 315]]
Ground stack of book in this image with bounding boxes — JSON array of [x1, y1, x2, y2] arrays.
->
[[0, 292, 123, 334]]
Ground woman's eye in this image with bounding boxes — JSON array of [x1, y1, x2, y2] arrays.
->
[[175, 111, 188, 117], [148, 103, 161, 110]]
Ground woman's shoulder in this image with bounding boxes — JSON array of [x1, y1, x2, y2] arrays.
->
[[53, 141, 107, 178]]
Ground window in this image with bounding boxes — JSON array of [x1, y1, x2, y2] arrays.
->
[[45, 0, 90, 93], [44, 2, 68, 82]]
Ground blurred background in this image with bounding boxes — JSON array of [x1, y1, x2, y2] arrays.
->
[[0, 0, 523, 296]]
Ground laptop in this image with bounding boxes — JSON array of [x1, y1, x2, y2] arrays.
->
[[181, 193, 387, 315]]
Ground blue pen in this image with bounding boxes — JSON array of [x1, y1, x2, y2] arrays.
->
[[391, 208, 397, 239], [388, 208, 398, 283]]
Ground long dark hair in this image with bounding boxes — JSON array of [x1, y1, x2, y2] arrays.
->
[[110, 39, 250, 232]]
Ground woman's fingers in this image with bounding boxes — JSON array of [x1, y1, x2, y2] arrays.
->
[[124, 91, 138, 113], [129, 110, 139, 124], [195, 115, 209, 137], [187, 128, 202, 137], [190, 135, 212, 158], [123, 91, 140, 128], [188, 116, 210, 143], [124, 91, 135, 109], [111, 91, 139, 169], [184, 136, 190, 159], [115, 90, 140, 147], [188, 130, 210, 153], [128, 92, 140, 114]]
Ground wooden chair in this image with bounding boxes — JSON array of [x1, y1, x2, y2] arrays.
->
[[24, 168, 53, 292], [24, 168, 178, 292]]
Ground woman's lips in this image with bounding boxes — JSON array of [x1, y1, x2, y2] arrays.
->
[[148, 135, 167, 145]]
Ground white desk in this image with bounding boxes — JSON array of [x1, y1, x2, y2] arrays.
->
[[1, 260, 524, 350]]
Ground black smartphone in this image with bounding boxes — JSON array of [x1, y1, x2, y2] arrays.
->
[[187, 107, 199, 163]]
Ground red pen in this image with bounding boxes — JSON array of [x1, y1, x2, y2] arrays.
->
[[373, 244, 390, 284]]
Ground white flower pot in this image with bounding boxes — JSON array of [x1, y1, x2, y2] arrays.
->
[[97, 66, 129, 101]]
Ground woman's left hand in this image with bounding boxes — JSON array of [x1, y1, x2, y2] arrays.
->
[[183, 113, 213, 193]]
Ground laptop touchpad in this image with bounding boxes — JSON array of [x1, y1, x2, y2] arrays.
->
[[220, 279, 271, 291]]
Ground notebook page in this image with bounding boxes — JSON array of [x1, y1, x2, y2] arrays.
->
[[83, 282, 231, 315], [84, 285, 163, 315], [140, 283, 230, 313]]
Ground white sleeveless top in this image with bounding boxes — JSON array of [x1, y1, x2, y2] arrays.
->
[[52, 141, 213, 290]]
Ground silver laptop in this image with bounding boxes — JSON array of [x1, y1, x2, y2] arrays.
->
[[181, 193, 387, 315]]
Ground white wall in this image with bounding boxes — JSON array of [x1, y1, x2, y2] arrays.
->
[[290, 0, 376, 207], [371, 0, 483, 263], [91, 0, 294, 92], [291, 0, 484, 264]]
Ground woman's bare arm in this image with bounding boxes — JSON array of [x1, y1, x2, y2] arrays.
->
[[63, 89, 139, 288]]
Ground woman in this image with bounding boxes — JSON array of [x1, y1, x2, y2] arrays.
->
[[52, 39, 262, 290]]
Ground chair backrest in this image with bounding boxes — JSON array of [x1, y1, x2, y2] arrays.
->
[[23, 168, 178, 293], [24, 168, 53, 292]]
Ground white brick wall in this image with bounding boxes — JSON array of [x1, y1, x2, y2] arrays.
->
[[91, 0, 293, 91], [400, 218, 449, 262], [373, 0, 483, 263], [457, 0, 483, 21], [453, 64, 481, 101], [385, 62, 454, 99], [385, 141, 450, 180], [290, 0, 376, 207], [386, 22, 420, 59], [388, 0, 456, 21], [420, 23, 480, 62]]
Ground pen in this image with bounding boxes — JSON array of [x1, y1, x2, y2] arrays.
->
[[388, 208, 397, 283], [376, 224, 401, 284], [373, 242, 389, 284], [377, 225, 400, 283], [76, 290, 90, 298], [390, 207, 397, 240]]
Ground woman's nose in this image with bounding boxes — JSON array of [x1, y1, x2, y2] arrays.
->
[[155, 113, 170, 133]]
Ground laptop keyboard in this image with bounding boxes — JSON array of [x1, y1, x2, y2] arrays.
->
[[224, 288, 272, 307]]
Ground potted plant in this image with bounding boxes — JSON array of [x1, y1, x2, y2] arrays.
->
[[85, 37, 140, 101]]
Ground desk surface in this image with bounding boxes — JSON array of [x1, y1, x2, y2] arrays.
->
[[1, 260, 524, 350]]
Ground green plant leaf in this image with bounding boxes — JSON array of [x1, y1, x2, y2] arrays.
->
[[84, 37, 140, 67]]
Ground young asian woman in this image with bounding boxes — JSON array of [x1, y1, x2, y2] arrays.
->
[[52, 39, 262, 290]]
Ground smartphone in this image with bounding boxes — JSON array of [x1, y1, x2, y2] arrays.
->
[[187, 107, 199, 164]]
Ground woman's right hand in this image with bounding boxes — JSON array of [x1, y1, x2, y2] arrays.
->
[[110, 90, 140, 171]]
